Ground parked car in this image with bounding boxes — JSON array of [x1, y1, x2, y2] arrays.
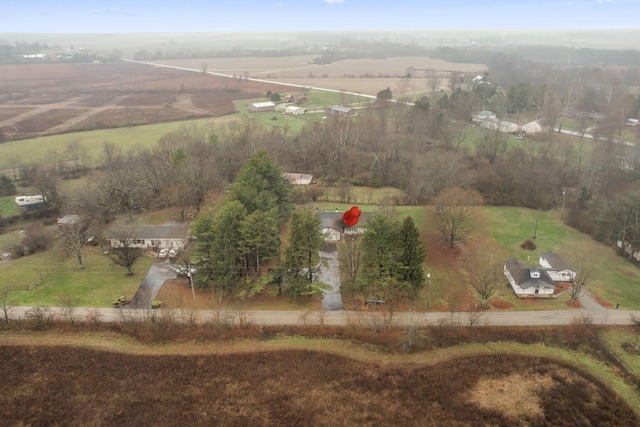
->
[[158, 248, 169, 258], [175, 266, 197, 278], [168, 248, 178, 258]]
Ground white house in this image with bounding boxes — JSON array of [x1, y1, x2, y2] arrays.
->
[[521, 119, 549, 135], [248, 101, 276, 113], [539, 252, 576, 282], [109, 225, 189, 250], [504, 258, 557, 298], [317, 211, 373, 242]]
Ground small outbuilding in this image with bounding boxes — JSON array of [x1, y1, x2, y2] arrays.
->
[[283, 173, 314, 185], [324, 105, 357, 117], [285, 105, 306, 115], [248, 101, 276, 113]]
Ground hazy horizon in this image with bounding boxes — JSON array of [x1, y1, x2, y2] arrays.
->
[[5, 0, 639, 33]]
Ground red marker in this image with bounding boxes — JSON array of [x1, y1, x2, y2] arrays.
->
[[343, 206, 361, 227]]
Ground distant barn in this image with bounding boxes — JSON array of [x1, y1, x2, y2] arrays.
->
[[248, 101, 276, 113]]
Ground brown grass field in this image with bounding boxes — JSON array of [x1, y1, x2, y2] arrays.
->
[[1, 325, 638, 426], [0, 62, 291, 140]]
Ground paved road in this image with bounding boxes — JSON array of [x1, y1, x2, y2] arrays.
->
[[6, 305, 637, 327], [123, 58, 378, 100]]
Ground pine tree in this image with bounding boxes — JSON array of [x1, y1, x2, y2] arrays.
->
[[398, 216, 425, 298], [284, 209, 325, 296]]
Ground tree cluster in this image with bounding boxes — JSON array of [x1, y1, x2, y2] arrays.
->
[[343, 214, 425, 307]]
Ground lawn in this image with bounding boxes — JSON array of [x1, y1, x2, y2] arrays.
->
[[0, 118, 217, 169], [481, 206, 640, 310], [0, 196, 20, 218], [2, 245, 154, 307], [598, 327, 640, 376]]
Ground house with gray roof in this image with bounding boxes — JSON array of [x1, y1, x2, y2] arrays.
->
[[316, 210, 374, 241], [504, 258, 557, 298], [324, 105, 357, 117], [109, 224, 189, 250]]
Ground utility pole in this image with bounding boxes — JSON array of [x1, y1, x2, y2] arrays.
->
[[427, 268, 431, 311], [562, 187, 566, 210]]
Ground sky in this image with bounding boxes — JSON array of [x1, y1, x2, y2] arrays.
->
[[2, 0, 639, 33]]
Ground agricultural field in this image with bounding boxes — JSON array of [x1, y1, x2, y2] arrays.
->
[[1, 333, 639, 426], [151, 55, 487, 96], [0, 61, 292, 140]]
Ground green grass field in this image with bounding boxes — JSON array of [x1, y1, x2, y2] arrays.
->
[[2, 245, 154, 307], [598, 328, 640, 376], [481, 206, 640, 309], [0, 196, 19, 218]]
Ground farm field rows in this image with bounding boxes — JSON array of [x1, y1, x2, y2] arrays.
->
[[0, 61, 292, 140]]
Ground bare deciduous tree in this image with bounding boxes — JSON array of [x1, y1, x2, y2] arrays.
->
[[106, 222, 144, 276], [462, 251, 503, 308], [59, 216, 89, 269], [432, 188, 483, 248]]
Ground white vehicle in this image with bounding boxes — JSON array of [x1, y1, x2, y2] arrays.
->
[[168, 248, 178, 258], [15, 195, 46, 209], [158, 248, 169, 258]]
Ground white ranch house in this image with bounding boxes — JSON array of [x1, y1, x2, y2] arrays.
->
[[504, 258, 557, 298], [109, 225, 189, 250]]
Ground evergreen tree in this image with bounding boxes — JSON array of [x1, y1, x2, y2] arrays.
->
[[240, 208, 280, 276], [284, 209, 325, 296], [398, 216, 425, 298], [229, 151, 291, 223]]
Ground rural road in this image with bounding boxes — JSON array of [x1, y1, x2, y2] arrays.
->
[[5, 305, 637, 327], [123, 58, 379, 100]]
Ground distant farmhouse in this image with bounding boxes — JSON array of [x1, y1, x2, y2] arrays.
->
[[472, 111, 548, 136], [285, 105, 306, 115], [248, 101, 276, 113], [283, 173, 314, 186], [317, 210, 373, 242], [324, 105, 357, 118], [504, 252, 575, 298], [109, 224, 189, 250]]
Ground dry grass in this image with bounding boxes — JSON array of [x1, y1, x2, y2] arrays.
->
[[0, 329, 637, 427]]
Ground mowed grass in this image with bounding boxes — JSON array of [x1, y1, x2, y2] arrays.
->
[[0, 118, 217, 169], [2, 245, 154, 307], [0, 196, 20, 218], [598, 328, 640, 375], [481, 206, 640, 309]]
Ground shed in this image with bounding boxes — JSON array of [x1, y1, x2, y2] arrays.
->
[[283, 173, 313, 185], [522, 119, 549, 135], [324, 105, 357, 117], [248, 101, 276, 113], [504, 258, 557, 298]]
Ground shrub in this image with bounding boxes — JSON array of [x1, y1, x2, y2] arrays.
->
[[520, 238, 537, 251]]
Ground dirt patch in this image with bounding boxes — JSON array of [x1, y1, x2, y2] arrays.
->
[[72, 93, 119, 107], [490, 299, 515, 309], [0, 107, 34, 122], [566, 299, 582, 308], [8, 108, 86, 134], [595, 295, 614, 308], [118, 93, 177, 107], [70, 107, 210, 131]]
